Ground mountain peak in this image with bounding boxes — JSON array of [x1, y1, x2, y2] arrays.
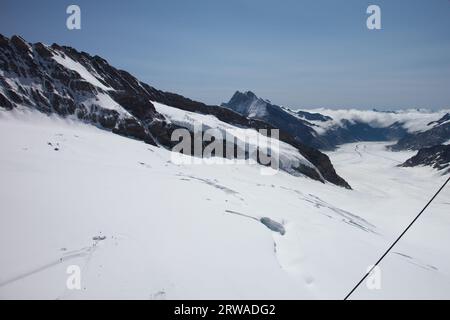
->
[[242, 90, 257, 98], [8, 35, 32, 54], [222, 90, 269, 118], [230, 90, 258, 102]]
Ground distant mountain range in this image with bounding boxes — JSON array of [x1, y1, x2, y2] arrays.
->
[[221, 91, 449, 173], [222, 91, 449, 152]]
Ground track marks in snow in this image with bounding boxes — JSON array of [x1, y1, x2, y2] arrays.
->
[[360, 144, 404, 164], [225, 210, 259, 221], [279, 186, 377, 234], [355, 145, 363, 158], [0, 246, 92, 289], [0, 235, 108, 289], [393, 252, 439, 272], [308, 194, 377, 233], [177, 174, 244, 200]]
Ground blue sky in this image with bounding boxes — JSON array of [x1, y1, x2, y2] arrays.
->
[[1, 0, 450, 110]]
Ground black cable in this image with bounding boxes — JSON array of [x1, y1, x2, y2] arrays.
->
[[344, 175, 450, 300]]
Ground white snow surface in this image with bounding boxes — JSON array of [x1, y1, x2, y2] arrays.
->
[[52, 52, 111, 91], [0, 108, 449, 300]]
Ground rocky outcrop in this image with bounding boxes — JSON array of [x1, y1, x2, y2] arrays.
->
[[401, 145, 450, 174], [390, 114, 450, 151], [0, 34, 163, 145]]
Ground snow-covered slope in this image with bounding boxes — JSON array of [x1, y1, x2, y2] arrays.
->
[[51, 52, 112, 92], [1, 109, 449, 299]]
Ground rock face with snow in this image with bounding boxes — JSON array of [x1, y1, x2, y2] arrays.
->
[[0, 34, 350, 188], [0, 34, 164, 145], [428, 113, 450, 127], [295, 110, 332, 122], [401, 144, 450, 173], [391, 113, 450, 151], [222, 91, 330, 149]]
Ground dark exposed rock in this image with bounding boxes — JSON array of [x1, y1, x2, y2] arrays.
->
[[69, 80, 97, 92], [6, 89, 23, 104], [10, 35, 31, 55], [113, 118, 157, 145], [0, 34, 8, 47], [428, 113, 450, 126], [294, 164, 324, 183], [34, 42, 53, 59], [110, 91, 157, 120], [50, 94, 76, 116], [291, 140, 351, 189], [295, 110, 332, 122], [390, 114, 450, 151], [148, 120, 184, 148], [401, 145, 450, 173], [0, 92, 14, 110]]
